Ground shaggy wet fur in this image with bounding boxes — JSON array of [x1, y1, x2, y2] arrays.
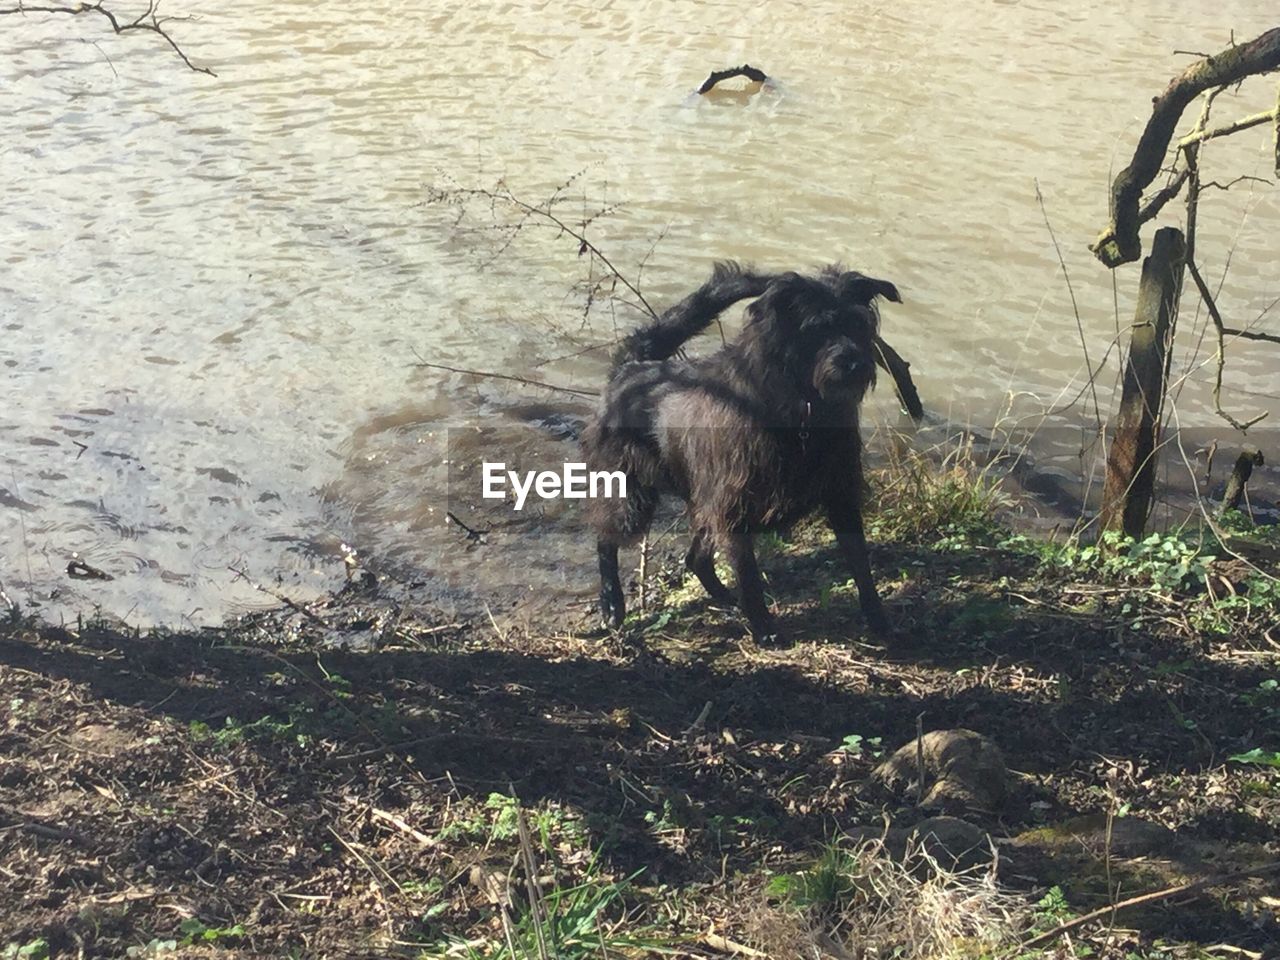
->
[[581, 262, 900, 641]]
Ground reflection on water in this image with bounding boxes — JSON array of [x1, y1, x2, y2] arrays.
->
[[1, 0, 1277, 625]]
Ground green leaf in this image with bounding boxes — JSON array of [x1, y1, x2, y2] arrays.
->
[[1229, 748, 1280, 768]]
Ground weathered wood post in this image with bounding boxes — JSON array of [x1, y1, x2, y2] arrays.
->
[[1219, 447, 1265, 517], [1099, 226, 1186, 538]]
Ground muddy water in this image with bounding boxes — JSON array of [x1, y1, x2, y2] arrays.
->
[[2, 1, 1278, 626]]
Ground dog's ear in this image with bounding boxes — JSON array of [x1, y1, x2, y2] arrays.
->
[[749, 272, 812, 323], [867, 277, 902, 303], [837, 272, 902, 305]]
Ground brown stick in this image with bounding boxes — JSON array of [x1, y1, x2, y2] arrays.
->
[[914, 713, 926, 807], [874, 335, 925, 421], [1020, 860, 1280, 950], [1274, 81, 1280, 176], [1090, 28, 1280, 267], [370, 808, 438, 849]]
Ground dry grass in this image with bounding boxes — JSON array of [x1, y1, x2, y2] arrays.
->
[[743, 835, 1028, 960], [871, 434, 1013, 543]]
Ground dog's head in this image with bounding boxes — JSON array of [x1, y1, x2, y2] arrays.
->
[[745, 272, 885, 402]]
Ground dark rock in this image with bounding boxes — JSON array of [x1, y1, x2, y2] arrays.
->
[[873, 728, 1009, 815]]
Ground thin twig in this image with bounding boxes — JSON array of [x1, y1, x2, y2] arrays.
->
[[1019, 861, 1280, 950], [2, 1, 215, 75], [914, 713, 926, 807], [1222, 325, 1280, 345], [413, 359, 599, 398], [637, 534, 649, 613], [1035, 181, 1101, 429], [227, 566, 327, 627], [1186, 258, 1269, 431], [514, 802, 551, 960], [430, 183, 658, 320]]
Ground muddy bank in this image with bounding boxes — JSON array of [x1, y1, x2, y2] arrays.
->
[[1, 517, 1278, 958]]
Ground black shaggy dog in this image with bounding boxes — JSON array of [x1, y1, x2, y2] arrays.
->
[[581, 262, 900, 641]]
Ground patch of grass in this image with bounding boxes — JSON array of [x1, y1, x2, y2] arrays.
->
[[751, 835, 1028, 959], [421, 857, 679, 959], [871, 436, 1011, 546], [766, 842, 860, 914]]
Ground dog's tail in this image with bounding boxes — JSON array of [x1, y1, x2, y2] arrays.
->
[[610, 261, 773, 373]]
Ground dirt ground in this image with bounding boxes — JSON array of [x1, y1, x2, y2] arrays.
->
[[1, 524, 1278, 958]]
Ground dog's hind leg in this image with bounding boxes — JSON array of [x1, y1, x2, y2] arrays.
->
[[685, 527, 734, 605], [594, 481, 657, 628], [825, 492, 889, 636], [597, 540, 626, 628], [722, 530, 779, 641]]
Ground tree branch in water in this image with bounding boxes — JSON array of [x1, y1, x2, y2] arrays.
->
[[1, 1, 214, 75]]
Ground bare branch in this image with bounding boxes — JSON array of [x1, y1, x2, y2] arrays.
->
[[428, 182, 659, 321], [1, 1, 214, 75], [1200, 174, 1272, 191], [1091, 27, 1280, 267], [1222, 325, 1280, 345], [1186, 257, 1269, 431], [1275, 80, 1280, 176], [1178, 106, 1277, 148], [1090, 167, 1191, 260]]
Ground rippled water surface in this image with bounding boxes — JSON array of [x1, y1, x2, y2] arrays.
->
[[3, 0, 1278, 625]]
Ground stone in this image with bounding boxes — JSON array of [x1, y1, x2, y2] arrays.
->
[[873, 728, 1009, 815]]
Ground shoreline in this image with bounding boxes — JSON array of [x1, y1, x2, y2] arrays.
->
[[3, 493, 1277, 958]]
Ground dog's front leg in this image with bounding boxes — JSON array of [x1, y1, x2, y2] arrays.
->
[[723, 530, 780, 642], [825, 493, 889, 636], [685, 527, 735, 604], [597, 541, 626, 628]]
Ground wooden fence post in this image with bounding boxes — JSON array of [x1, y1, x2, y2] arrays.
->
[[1099, 226, 1186, 538]]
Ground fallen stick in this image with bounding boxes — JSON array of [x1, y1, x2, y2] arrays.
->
[[227, 565, 327, 626], [1019, 860, 1280, 950], [703, 928, 767, 957], [370, 807, 438, 849]]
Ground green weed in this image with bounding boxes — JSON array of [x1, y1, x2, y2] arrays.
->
[[2, 941, 49, 960], [767, 842, 860, 914]]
